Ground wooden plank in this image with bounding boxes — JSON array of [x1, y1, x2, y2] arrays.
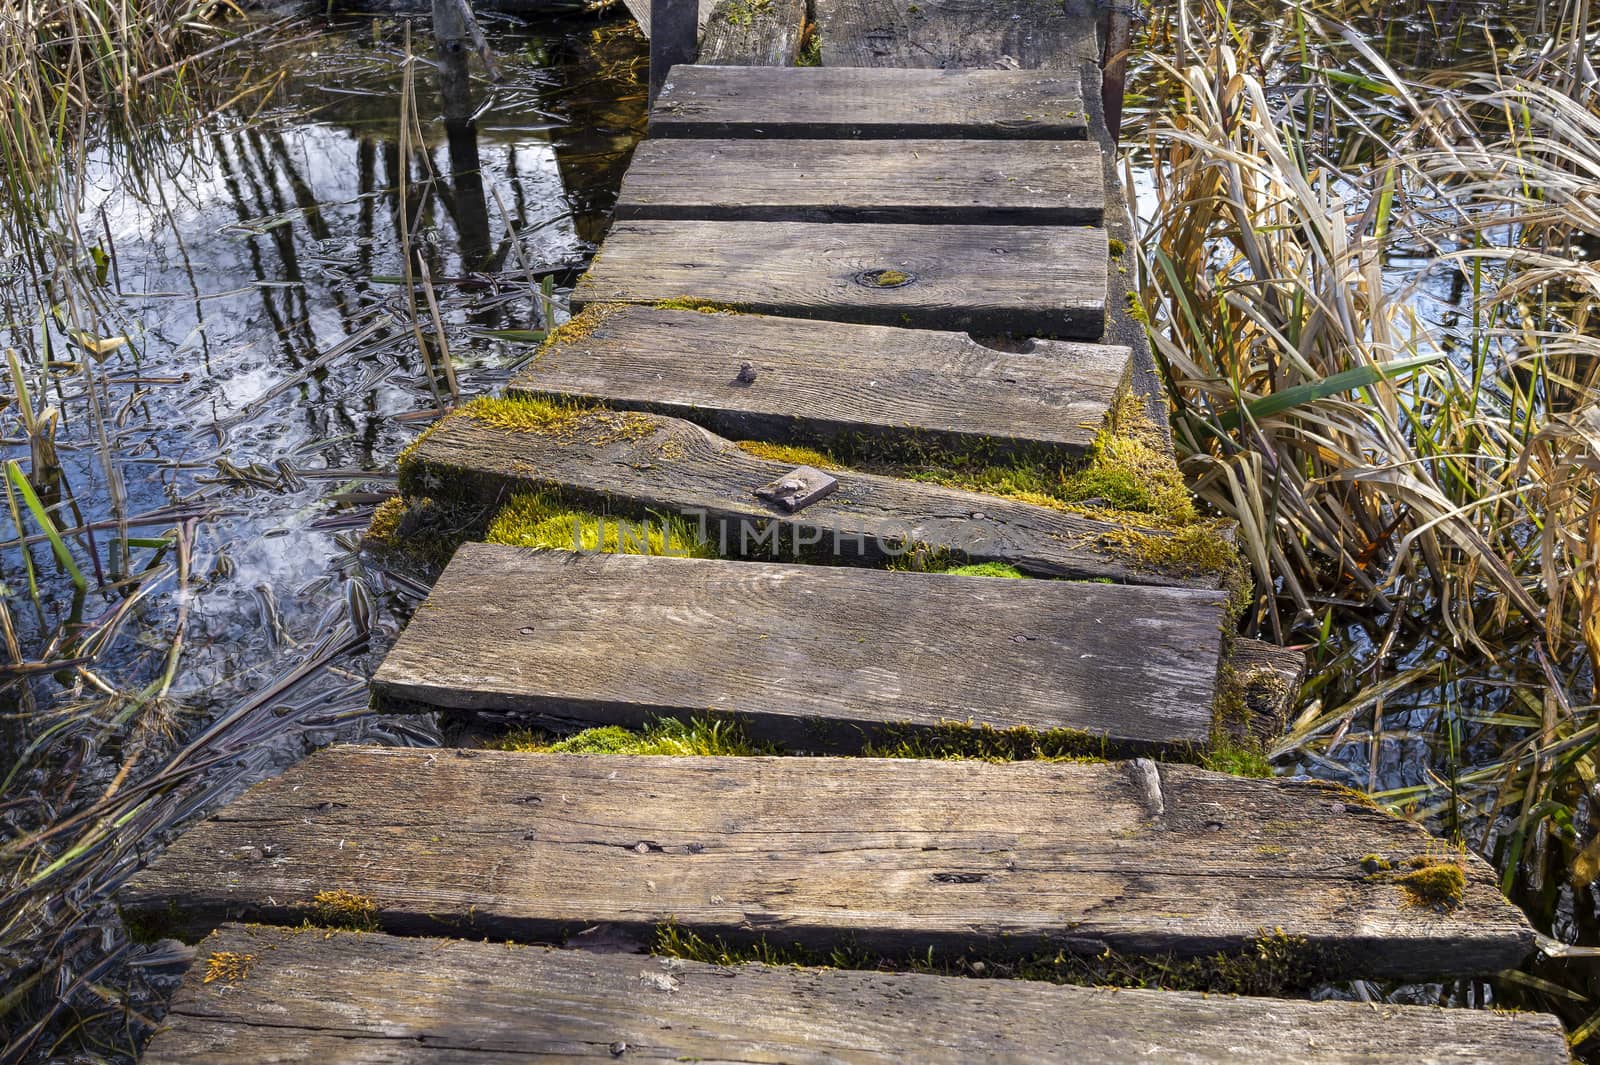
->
[[700, 0, 807, 65], [401, 406, 1224, 586], [815, 0, 1103, 70], [511, 306, 1129, 463], [650, 65, 1087, 139], [121, 749, 1537, 979], [616, 138, 1105, 225], [572, 220, 1106, 337], [369, 545, 1227, 748], [143, 925, 1568, 1065]]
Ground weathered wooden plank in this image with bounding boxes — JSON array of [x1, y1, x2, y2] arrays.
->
[[815, 0, 1103, 70], [143, 924, 1567, 1065], [699, 0, 807, 64], [572, 220, 1106, 337], [401, 406, 1224, 586], [369, 544, 1227, 747], [511, 306, 1128, 463], [121, 749, 1537, 978], [651, 65, 1087, 139], [616, 138, 1105, 225]]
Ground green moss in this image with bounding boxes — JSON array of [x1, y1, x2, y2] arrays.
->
[[871, 269, 910, 287], [486, 491, 714, 559], [486, 716, 769, 757], [459, 394, 591, 435], [862, 721, 1108, 763], [537, 303, 622, 351], [1360, 854, 1394, 874], [1199, 742, 1274, 778], [736, 440, 846, 471], [653, 924, 1330, 996], [652, 297, 745, 314], [1393, 859, 1467, 912], [1108, 237, 1126, 257], [944, 562, 1026, 579], [309, 890, 380, 932]]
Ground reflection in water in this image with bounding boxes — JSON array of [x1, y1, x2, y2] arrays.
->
[[0, 14, 647, 1061]]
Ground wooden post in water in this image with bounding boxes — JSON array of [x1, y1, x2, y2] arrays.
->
[[1100, 4, 1132, 144], [650, 0, 698, 105], [432, 0, 491, 269]]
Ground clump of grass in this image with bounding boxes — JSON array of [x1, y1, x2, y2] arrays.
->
[[485, 491, 713, 558], [308, 890, 380, 932], [486, 716, 768, 757]]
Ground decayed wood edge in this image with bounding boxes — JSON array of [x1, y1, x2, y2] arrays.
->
[[1226, 637, 1308, 745], [118, 750, 1537, 979], [141, 925, 1570, 1065], [369, 545, 1227, 751], [507, 305, 1131, 464], [396, 407, 1233, 589], [700, 0, 806, 64]]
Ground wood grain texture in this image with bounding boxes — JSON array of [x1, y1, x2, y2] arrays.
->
[[616, 138, 1105, 225], [699, 0, 807, 64], [650, 65, 1087, 139], [121, 749, 1537, 978], [816, 0, 1103, 70], [573, 220, 1106, 337], [402, 407, 1223, 586], [511, 306, 1129, 462], [370, 544, 1227, 748], [141, 924, 1568, 1065]]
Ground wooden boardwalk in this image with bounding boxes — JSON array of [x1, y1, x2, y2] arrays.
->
[[127, 3, 1564, 1062]]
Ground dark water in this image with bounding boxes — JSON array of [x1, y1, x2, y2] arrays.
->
[[0, 12, 646, 1059]]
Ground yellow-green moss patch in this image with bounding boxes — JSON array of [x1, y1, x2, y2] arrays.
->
[[486, 491, 713, 559], [202, 951, 255, 985], [309, 890, 380, 932], [736, 440, 846, 471], [485, 716, 769, 757], [1393, 858, 1467, 912], [652, 297, 746, 314]]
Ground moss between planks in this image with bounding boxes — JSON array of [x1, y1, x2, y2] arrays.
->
[[653, 923, 1334, 997]]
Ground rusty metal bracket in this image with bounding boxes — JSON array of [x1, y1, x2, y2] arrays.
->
[[754, 466, 838, 513]]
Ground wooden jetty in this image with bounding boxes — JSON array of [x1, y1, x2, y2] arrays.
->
[[127, 2, 1566, 1061]]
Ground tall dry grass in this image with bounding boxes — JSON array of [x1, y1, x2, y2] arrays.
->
[[1135, 0, 1600, 993]]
